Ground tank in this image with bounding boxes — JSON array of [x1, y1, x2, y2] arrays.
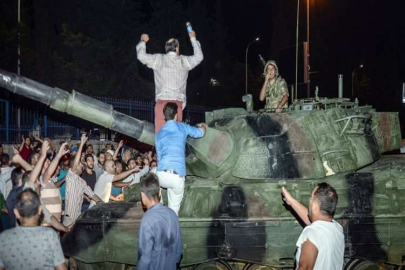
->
[[1, 69, 405, 270]]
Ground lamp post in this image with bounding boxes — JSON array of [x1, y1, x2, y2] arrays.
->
[[17, 0, 21, 138], [351, 64, 363, 98], [245, 37, 259, 95]]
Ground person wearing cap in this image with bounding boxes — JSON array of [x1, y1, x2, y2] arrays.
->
[[259, 60, 289, 113]]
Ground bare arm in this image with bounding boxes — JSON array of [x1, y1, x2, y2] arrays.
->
[[53, 177, 66, 188], [110, 193, 124, 202], [19, 135, 25, 152], [297, 240, 318, 270], [42, 142, 69, 185], [11, 147, 32, 171], [28, 141, 49, 187], [112, 140, 124, 161], [72, 134, 87, 172], [49, 215, 69, 233], [113, 167, 137, 182], [281, 187, 311, 226], [112, 181, 131, 188]]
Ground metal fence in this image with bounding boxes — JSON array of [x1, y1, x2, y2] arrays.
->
[[0, 97, 209, 143]]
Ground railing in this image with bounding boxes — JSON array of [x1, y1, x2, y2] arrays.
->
[[0, 97, 209, 143]]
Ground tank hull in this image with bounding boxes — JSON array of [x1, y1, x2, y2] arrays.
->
[[62, 154, 405, 269]]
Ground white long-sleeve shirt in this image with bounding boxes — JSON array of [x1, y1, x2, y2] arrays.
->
[[136, 37, 203, 109]]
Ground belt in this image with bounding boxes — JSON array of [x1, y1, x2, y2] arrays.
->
[[164, 169, 179, 175]]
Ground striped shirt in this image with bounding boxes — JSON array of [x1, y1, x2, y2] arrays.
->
[[65, 169, 95, 221], [136, 37, 203, 109], [40, 176, 62, 221]]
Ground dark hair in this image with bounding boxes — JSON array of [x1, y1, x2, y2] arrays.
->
[[68, 156, 76, 168], [11, 168, 24, 187], [86, 144, 93, 149], [163, 102, 178, 121], [28, 152, 38, 165], [127, 158, 136, 165], [85, 154, 94, 162], [140, 173, 160, 201], [314, 182, 338, 218], [15, 188, 41, 218], [1, 153, 9, 166], [97, 151, 105, 157], [165, 38, 179, 53], [22, 172, 30, 186]]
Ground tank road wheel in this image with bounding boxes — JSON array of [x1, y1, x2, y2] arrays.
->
[[245, 263, 279, 270], [192, 260, 232, 270], [344, 259, 389, 270]]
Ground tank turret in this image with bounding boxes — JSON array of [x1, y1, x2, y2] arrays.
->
[[1, 69, 405, 270]]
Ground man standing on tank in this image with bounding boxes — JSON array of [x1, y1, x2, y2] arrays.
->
[[259, 60, 289, 112], [136, 28, 204, 132], [281, 183, 344, 270]]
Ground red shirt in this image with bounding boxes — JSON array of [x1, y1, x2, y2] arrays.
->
[[20, 144, 32, 161]]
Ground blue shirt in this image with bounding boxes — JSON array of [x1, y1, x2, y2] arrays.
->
[[57, 170, 68, 199], [137, 203, 182, 270], [156, 120, 204, 176]]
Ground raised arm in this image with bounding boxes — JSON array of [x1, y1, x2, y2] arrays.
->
[[19, 135, 25, 152], [112, 140, 124, 161], [11, 147, 31, 172], [42, 142, 69, 185], [136, 34, 158, 68], [183, 31, 204, 70], [281, 187, 311, 226], [28, 141, 49, 187], [259, 73, 271, 102], [72, 134, 87, 172]]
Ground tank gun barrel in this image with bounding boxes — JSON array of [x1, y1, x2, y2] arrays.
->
[[0, 69, 155, 145]]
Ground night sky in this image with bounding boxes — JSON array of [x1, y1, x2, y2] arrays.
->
[[0, 0, 404, 117]]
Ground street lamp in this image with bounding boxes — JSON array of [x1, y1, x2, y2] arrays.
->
[[351, 64, 363, 98], [245, 37, 259, 95]]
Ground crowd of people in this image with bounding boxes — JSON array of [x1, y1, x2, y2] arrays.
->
[[0, 25, 345, 270], [0, 134, 160, 268]]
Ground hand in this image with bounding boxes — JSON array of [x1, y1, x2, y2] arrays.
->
[[118, 140, 124, 149], [21, 135, 25, 143], [265, 73, 271, 82], [13, 146, 20, 155], [58, 142, 70, 157], [116, 194, 124, 201], [67, 222, 75, 232], [281, 187, 296, 206], [197, 123, 207, 129], [276, 108, 282, 113], [140, 34, 149, 43], [189, 31, 196, 38], [80, 133, 88, 145], [41, 141, 50, 157]]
